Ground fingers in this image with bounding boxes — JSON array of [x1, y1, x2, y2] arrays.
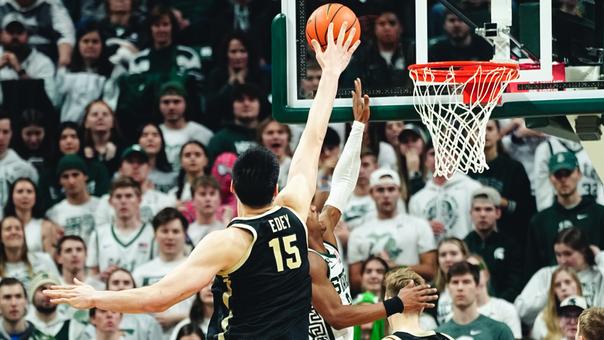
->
[[336, 21, 348, 47], [363, 94, 370, 108], [354, 77, 361, 94], [348, 40, 361, 55], [311, 39, 321, 53], [421, 302, 436, 309], [327, 23, 335, 47], [343, 27, 356, 51]]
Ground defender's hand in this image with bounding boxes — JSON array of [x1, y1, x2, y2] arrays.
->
[[351, 78, 370, 124], [43, 278, 99, 310], [311, 22, 360, 76], [397, 282, 438, 312]]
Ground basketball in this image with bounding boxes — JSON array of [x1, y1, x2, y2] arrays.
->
[[305, 3, 361, 51]]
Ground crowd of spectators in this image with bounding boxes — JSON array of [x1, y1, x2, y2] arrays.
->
[[0, 0, 599, 339]]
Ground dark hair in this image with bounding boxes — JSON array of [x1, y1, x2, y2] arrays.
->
[[216, 30, 259, 71], [50, 122, 83, 165], [360, 256, 389, 274], [3, 177, 44, 219], [323, 127, 341, 149], [13, 108, 50, 157], [148, 4, 179, 45], [175, 141, 209, 199], [232, 83, 262, 103], [136, 123, 172, 173], [69, 21, 113, 77], [56, 235, 87, 254], [232, 147, 279, 208], [446, 261, 480, 285], [110, 176, 142, 197], [152, 207, 188, 232], [105, 267, 136, 290], [555, 227, 596, 266], [0, 277, 26, 297], [176, 323, 205, 340], [190, 176, 221, 199], [0, 216, 31, 277]]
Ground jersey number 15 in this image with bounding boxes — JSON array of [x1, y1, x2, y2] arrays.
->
[[269, 235, 302, 272]]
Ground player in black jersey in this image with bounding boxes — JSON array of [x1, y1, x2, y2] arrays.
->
[[44, 22, 361, 340], [307, 79, 438, 340], [382, 268, 453, 340]]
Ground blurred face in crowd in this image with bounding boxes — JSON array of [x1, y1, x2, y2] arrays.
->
[[444, 13, 471, 42], [199, 282, 213, 305], [180, 334, 202, 340], [301, 68, 321, 98], [261, 121, 289, 158], [159, 94, 186, 124], [155, 218, 186, 257], [370, 180, 400, 216], [553, 270, 579, 301], [180, 143, 207, 176], [361, 258, 387, 294], [57, 239, 87, 274], [193, 185, 220, 217], [59, 128, 80, 155], [320, 144, 340, 165], [233, 95, 260, 124], [484, 121, 500, 150], [424, 148, 436, 173], [1, 217, 25, 250], [91, 309, 122, 333], [438, 241, 465, 274], [398, 131, 424, 155], [120, 156, 150, 184], [0, 283, 26, 323], [85, 102, 114, 133], [374, 12, 401, 46], [554, 242, 587, 271], [33, 284, 56, 314], [227, 38, 248, 70], [385, 121, 404, 146], [151, 15, 172, 47], [550, 168, 581, 198], [0, 118, 12, 156], [138, 125, 162, 157], [470, 198, 500, 234], [107, 269, 134, 291], [110, 187, 141, 221], [560, 308, 581, 339], [1, 23, 28, 52], [12, 180, 35, 212], [79, 30, 102, 62], [108, 0, 131, 13], [21, 125, 44, 151], [59, 170, 88, 197], [358, 154, 378, 183], [449, 273, 478, 309]]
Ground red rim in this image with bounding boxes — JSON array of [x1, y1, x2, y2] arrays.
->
[[409, 61, 520, 82]]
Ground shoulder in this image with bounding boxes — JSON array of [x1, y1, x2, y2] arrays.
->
[[175, 45, 200, 59], [401, 213, 431, 229]]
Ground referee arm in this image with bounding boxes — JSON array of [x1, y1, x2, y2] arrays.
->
[[276, 23, 360, 221], [44, 228, 251, 313]]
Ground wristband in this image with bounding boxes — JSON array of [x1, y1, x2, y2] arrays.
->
[[383, 296, 404, 316]]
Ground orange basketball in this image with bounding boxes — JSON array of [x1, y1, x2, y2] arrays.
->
[[306, 3, 361, 51]]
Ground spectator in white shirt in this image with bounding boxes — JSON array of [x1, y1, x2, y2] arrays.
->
[[188, 176, 225, 245], [137, 122, 176, 193]]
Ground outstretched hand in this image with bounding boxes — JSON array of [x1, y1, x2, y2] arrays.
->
[[43, 278, 99, 310], [311, 22, 360, 76], [351, 78, 370, 124], [397, 281, 438, 313]]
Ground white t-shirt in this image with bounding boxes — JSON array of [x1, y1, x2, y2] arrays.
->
[[348, 213, 435, 266], [479, 297, 522, 339], [82, 313, 163, 340], [2, 252, 61, 291], [46, 197, 100, 245], [168, 181, 191, 201], [0, 149, 39, 219], [408, 172, 482, 241], [160, 122, 214, 170], [25, 218, 44, 253], [342, 194, 377, 231], [133, 257, 193, 338], [86, 223, 155, 273], [149, 169, 178, 194], [94, 189, 176, 226], [187, 220, 223, 245]]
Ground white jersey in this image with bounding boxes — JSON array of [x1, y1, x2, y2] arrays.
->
[[308, 242, 353, 340], [86, 223, 155, 273], [348, 213, 436, 266], [0, 149, 38, 219], [46, 197, 100, 245], [94, 189, 176, 226], [534, 137, 604, 211], [408, 173, 482, 241], [188, 220, 223, 245], [25, 218, 44, 253], [160, 122, 214, 170]]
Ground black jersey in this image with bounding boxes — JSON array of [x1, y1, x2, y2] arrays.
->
[[386, 331, 452, 340], [208, 206, 312, 339]]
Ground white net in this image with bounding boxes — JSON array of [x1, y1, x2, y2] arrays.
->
[[409, 63, 518, 179]]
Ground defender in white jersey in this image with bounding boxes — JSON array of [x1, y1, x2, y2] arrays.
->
[[307, 80, 437, 340], [87, 177, 155, 276]]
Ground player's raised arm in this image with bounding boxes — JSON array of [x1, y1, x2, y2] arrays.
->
[[277, 22, 360, 221], [43, 228, 250, 313], [320, 79, 369, 242]]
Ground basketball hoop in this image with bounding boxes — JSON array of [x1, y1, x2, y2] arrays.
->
[[408, 61, 519, 178]]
